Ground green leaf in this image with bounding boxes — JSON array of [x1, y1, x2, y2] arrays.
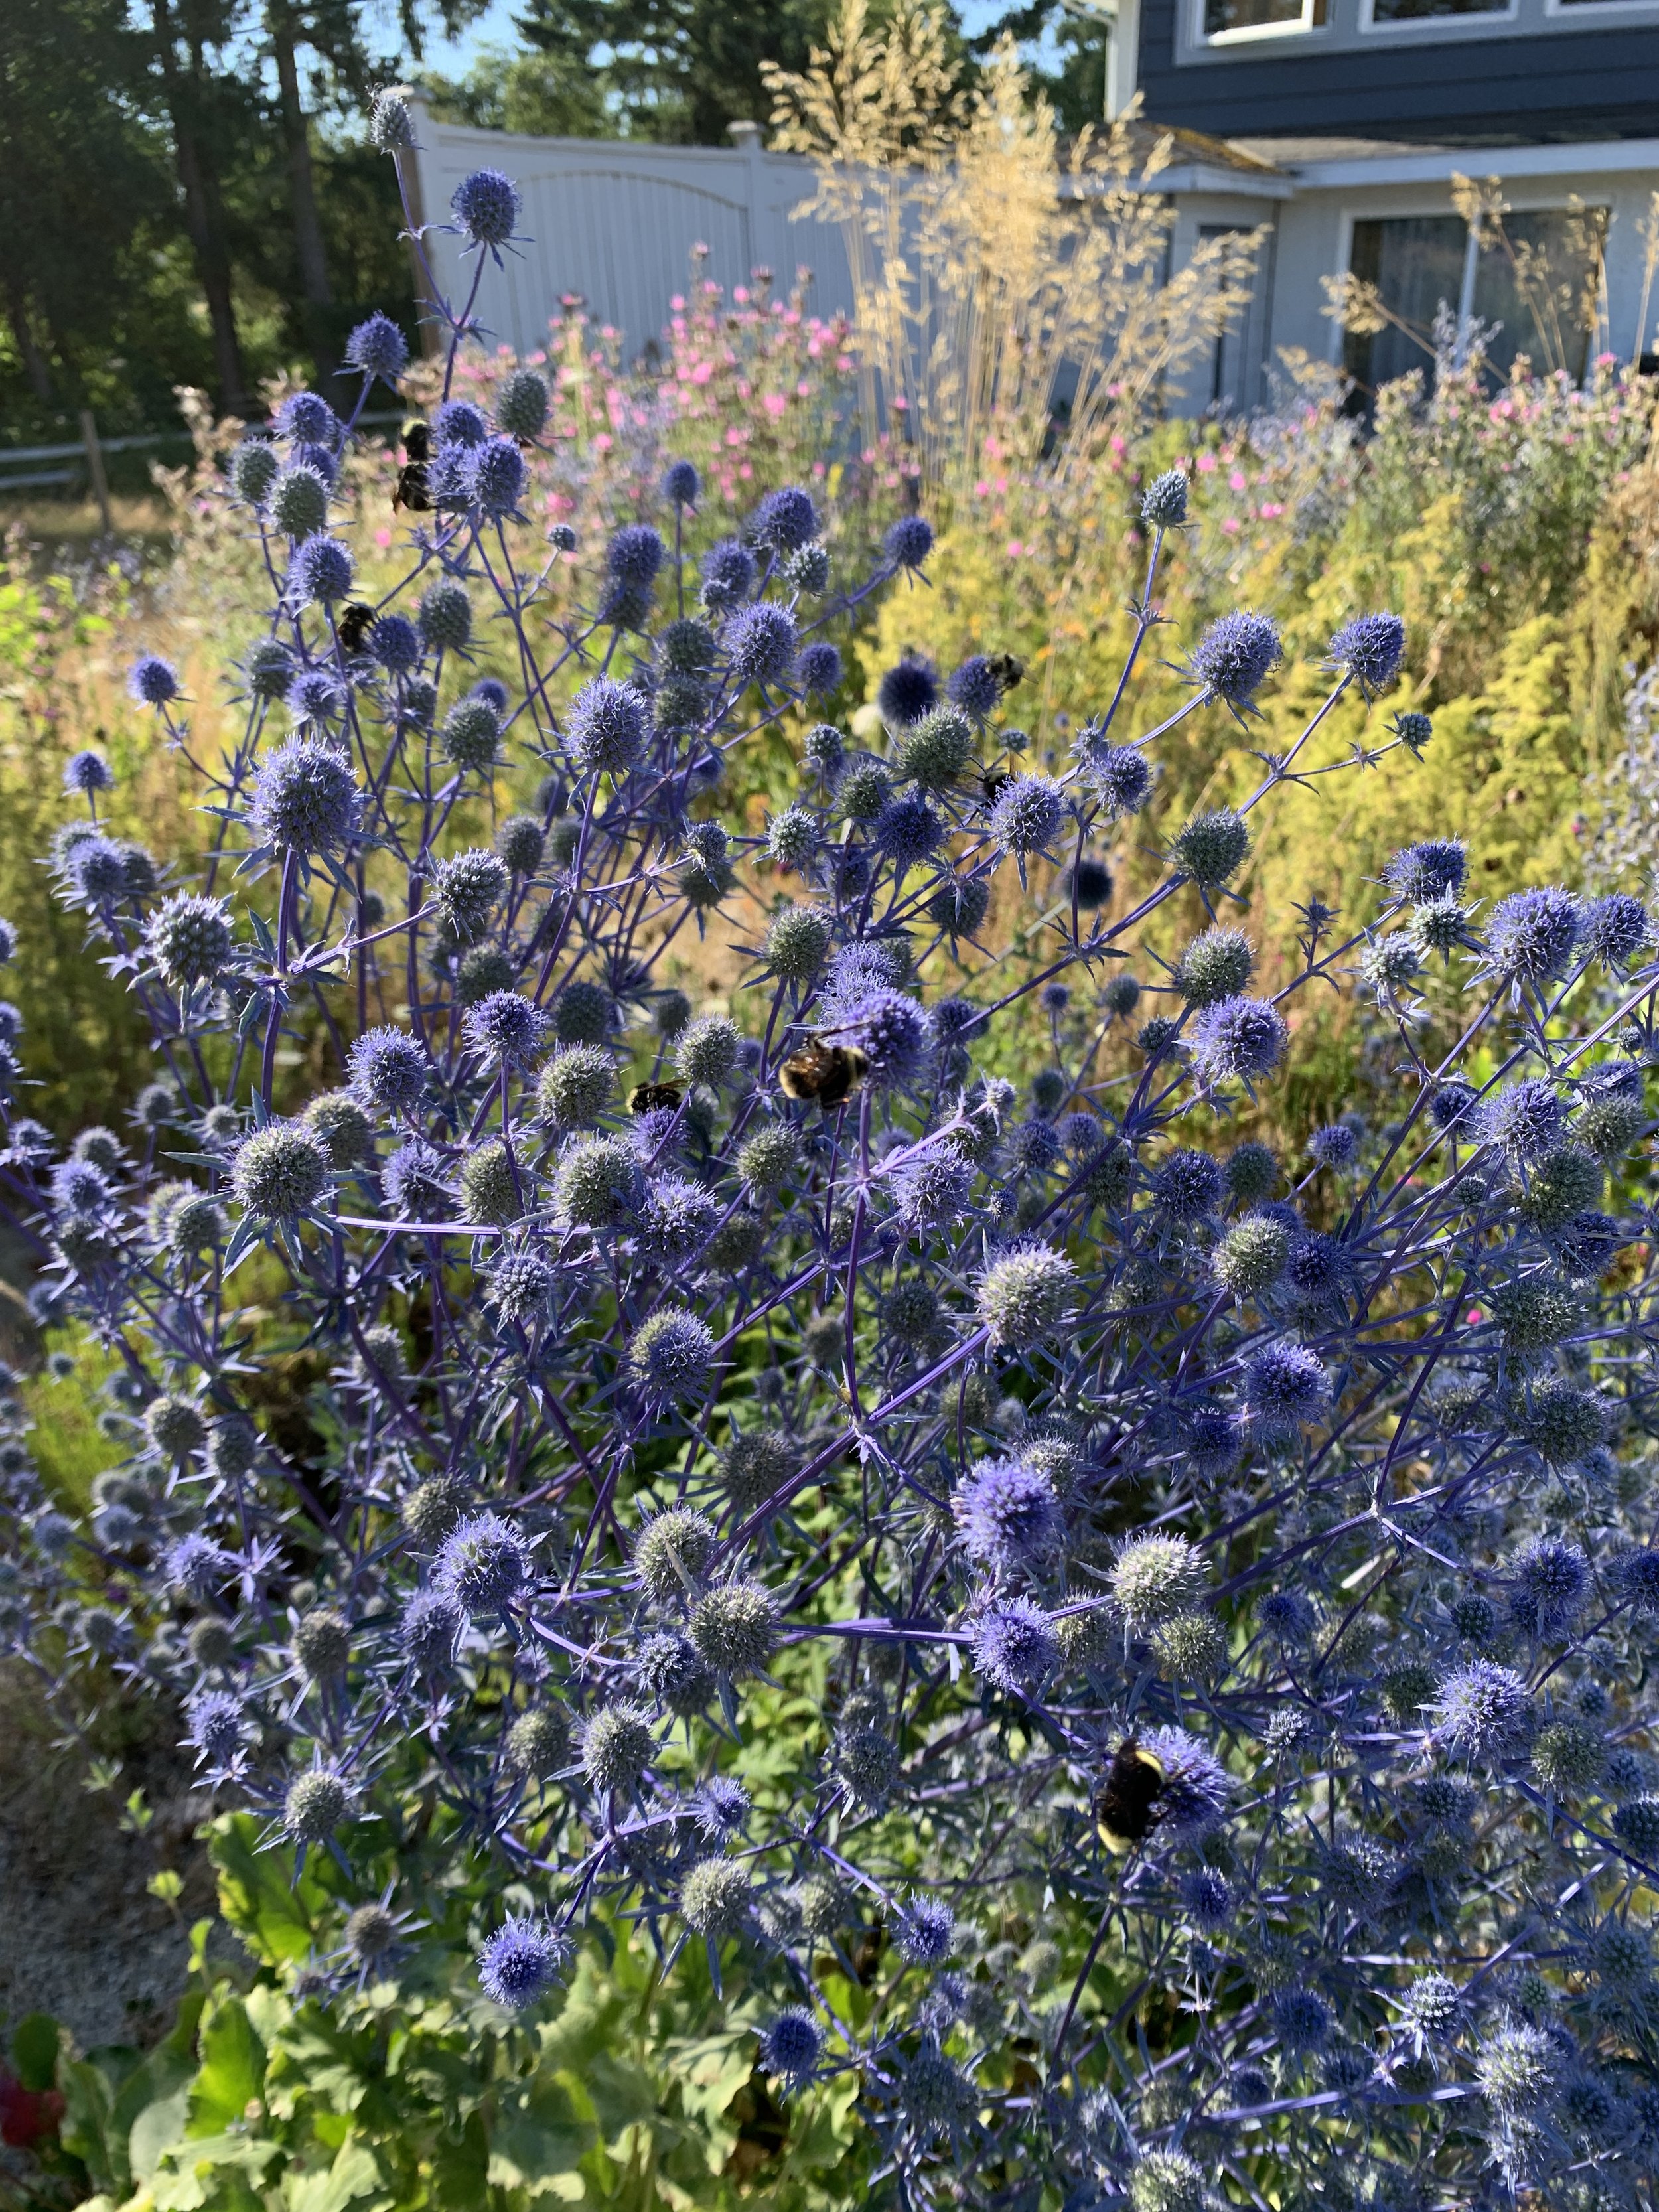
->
[[129, 2085, 192, 2185], [11, 2011, 60, 2091], [210, 1813, 325, 1965], [425, 2111, 489, 2212], [487, 2079, 591, 2198], [283, 2130, 385, 2212], [188, 1997, 266, 2137]]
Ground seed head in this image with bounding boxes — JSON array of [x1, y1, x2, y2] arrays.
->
[[626, 1308, 715, 1402], [679, 1857, 753, 1938], [1170, 807, 1248, 888], [232, 1123, 330, 1217], [581, 1704, 655, 1793], [285, 1767, 350, 1842], [976, 1244, 1076, 1351], [690, 1579, 778, 1674], [1112, 1533, 1207, 1632]]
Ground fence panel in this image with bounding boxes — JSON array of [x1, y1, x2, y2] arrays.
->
[[405, 100, 854, 363]]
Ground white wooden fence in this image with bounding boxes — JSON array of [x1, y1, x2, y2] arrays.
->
[[403, 96, 855, 364]]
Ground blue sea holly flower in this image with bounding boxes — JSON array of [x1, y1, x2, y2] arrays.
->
[[751, 485, 818, 552], [451, 167, 521, 252], [437, 1512, 532, 1615], [128, 654, 179, 707], [884, 514, 934, 569], [279, 391, 336, 445], [1187, 610, 1282, 707], [699, 537, 756, 611], [952, 1456, 1063, 1578], [1327, 612, 1406, 693], [291, 534, 354, 605], [1191, 995, 1288, 1088], [971, 1599, 1058, 1695], [467, 437, 528, 516], [1485, 885, 1583, 985], [250, 737, 362, 853], [877, 656, 938, 725], [724, 602, 798, 688], [760, 2010, 822, 2089], [478, 1915, 567, 2008], [662, 458, 699, 507], [1244, 1341, 1330, 1438], [344, 312, 408, 384], [435, 399, 489, 450]]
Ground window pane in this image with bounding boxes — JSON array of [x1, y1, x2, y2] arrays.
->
[[1343, 216, 1468, 402], [1371, 0, 1507, 18], [1203, 0, 1318, 35], [1471, 209, 1605, 382]]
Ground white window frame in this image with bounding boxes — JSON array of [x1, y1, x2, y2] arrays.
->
[[1194, 0, 1328, 46], [1359, 0, 1518, 33], [1543, 0, 1659, 17]]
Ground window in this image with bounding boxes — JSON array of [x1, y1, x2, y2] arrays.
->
[[1369, 0, 1508, 17], [1342, 208, 1606, 407], [1199, 226, 1269, 411], [1202, 0, 1327, 40], [1342, 216, 1467, 398], [1472, 208, 1605, 381]]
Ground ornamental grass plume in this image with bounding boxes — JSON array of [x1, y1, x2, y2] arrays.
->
[[7, 110, 1659, 2212]]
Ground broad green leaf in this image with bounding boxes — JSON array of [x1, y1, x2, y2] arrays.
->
[[283, 2131, 384, 2212], [188, 1998, 267, 2136], [130, 2085, 192, 2184], [11, 2010, 60, 2091]]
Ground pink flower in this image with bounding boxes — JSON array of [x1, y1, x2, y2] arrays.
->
[[1221, 516, 1240, 536], [593, 432, 612, 453], [1007, 539, 1024, 558], [1229, 469, 1247, 492], [763, 393, 787, 419], [1196, 453, 1217, 474], [374, 527, 392, 550]]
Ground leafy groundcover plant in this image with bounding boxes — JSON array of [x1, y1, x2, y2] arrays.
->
[[5, 98, 1659, 2212]]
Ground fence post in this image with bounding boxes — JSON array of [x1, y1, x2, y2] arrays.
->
[[78, 411, 113, 536]]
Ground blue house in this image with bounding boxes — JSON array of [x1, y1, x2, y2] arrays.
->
[[1111, 0, 1659, 406]]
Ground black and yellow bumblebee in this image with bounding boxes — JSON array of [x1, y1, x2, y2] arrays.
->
[[981, 766, 1015, 807], [778, 1037, 869, 1111], [394, 419, 432, 513], [337, 602, 376, 652], [985, 651, 1026, 694], [1095, 1738, 1166, 1852], [629, 1081, 684, 1114]]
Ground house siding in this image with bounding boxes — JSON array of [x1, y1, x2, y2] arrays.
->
[[1137, 0, 1659, 143]]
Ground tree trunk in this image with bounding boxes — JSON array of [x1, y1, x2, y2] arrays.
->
[[151, 0, 250, 417], [3, 281, 54, 406], [270, 5, 332, 313]]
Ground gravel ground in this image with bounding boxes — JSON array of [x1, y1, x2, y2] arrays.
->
[[0, 1666, 216, 2057]]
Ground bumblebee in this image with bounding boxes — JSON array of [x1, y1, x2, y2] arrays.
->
[[1095, 1738, 1165, 1852], [394, 419, 431, 513], [337, 601, 376, 652], [778, 1037, 869, 1110], [981, 767, 1015, 806], [629, 1081, 684, 1114], [985, 651, 1026, 694]]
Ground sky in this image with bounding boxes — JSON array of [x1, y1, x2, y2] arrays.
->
[[418, 0, 1021, 77]]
